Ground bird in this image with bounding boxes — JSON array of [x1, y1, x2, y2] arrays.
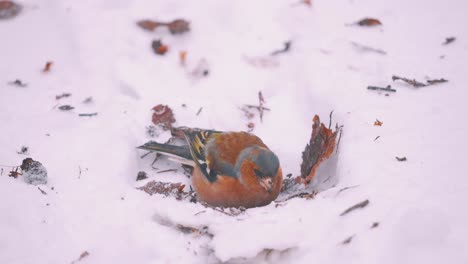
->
[[138, 127, 283, 208]]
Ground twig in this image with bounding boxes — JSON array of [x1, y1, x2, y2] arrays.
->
[[340, 199, 369, 216], [196, 107, 203, 116], [8, 79, 27, 87], [341, 235, 355, 245], [194, 210, 206, 216], [328, 111, 334, 129], [156, 168, 178, 174], [335, 125, 344, 154], [38, 187, 47, 195], [336, 185, 359, 196], [78, 166, 82, 179], [395, 156, 407, 162], [271, 41, 292, 56], [351, 42, 386, 55], [258, 91, 265, 122], [427, 78, 448, 85], [78, 112, 98, 117], [367, 85, 396, 93], [58, 105, 74, 111], [374, 136, 380, 141], [56, 93, 71, 100], [392, 75, 426, 88], [244, 105, 271, 111], [279, 191, 317, 202], [442, 37, 456, 45], [371, 222, 379, 228]]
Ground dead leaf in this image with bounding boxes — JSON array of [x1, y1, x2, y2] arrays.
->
[[137, 20, 162, 31], [355, 18, 382, 26], [167, 19, 190, 34], [0, 1, 22, 20], [300, 115, 341, 184], [43, 61, 53, 73], [137, 19, 190, 34], [374, 119, 383, 126], [152, 104, 176, 130], [8, 167, 21, 178], [151, 40, 168, 55]]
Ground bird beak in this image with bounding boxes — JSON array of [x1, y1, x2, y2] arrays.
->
[[259, 178, 273, 193]]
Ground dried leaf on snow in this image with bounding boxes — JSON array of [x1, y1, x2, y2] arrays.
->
[[374, 119, 383, 126], [300, 115, 342, 184], [355, 18, 382, 26], [0, 1, 22, 20], [152, 104, 176, 130], [43, 61, 53, 73], [137, 19, 190, 34], [151, 40, 168, 55]]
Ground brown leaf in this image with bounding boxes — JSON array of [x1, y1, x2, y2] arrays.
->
[[43, 61, 53, 73], [151, 40, 168, 55], [167, 19, 190, 34], [0, 1, 22, 20], [8, 167, 21, 178], [356, 18, 382, 26], [300, 115, 341, 184], [137, 20, 162, 31], [152, 104, 175, 130], [374, 119, 383, 126]]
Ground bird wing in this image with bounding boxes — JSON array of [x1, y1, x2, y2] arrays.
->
[[182, 129, 223, 182]]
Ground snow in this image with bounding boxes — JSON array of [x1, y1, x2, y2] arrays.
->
[[1, 0, 468, 263]]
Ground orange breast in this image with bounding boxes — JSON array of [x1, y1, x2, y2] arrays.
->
[[192, 166, 283, 208]]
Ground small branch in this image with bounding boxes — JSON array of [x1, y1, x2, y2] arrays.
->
[[78, 112, 98, 117], [56, 93, 71, 100], [351, 41, 386, 55], [277, 191, 317, 203], [367, 85, 396, 93], [341, 235, 355, 245], [156, 168, 178, 174], [38, 187, 47, 195], [442, 37, 456, 45], [196, 107, 203, 116], [395, 156, 407, 162], [374, 136, 380, 141], [271, 41, 292, 56], [8, 79, 27, 87], [340, 199, 369, 216], [392, 75, 426, 88], [427, 78, 448, 85], [336, 185, 359, 196], [328, 111, 334, 129], [244, 105, 271, 111]]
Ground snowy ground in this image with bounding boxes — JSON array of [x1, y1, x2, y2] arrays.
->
[[1, 0, 468, 263]]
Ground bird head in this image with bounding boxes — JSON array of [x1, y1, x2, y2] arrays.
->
[[236, 146, 281, 193]]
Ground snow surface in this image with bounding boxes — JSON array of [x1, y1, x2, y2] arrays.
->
[[1, 0, 468, 263]]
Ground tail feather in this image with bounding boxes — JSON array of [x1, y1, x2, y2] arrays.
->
[[137, 141, 193, 162]]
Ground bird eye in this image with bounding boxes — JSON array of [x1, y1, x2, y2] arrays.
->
[[253, 169, 264, 177]]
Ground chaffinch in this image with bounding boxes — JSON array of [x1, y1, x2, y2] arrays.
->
[[138, 128, 283, 208]]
